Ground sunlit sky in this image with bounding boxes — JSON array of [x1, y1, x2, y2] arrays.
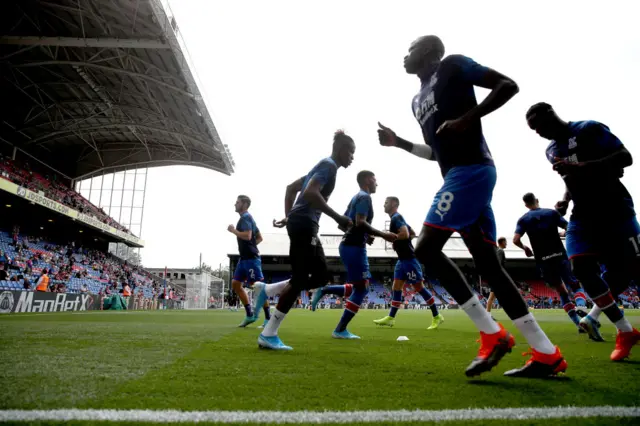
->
[[131, 0, 639, 269]]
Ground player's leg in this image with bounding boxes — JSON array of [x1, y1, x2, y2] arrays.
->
[[465, 206, 566, 378], [413, 279, 444, 329], [332, 245, 369, 339], [252, 277, 292, 317], [232, 261, 256, 327], [485, 292, 496, 312], [418, 166, 514, 376], [373, 272, 404, 326], [597, 217, 640, 360], [258, 229, 318, 350], [541, 259, 581, 329], [559, 259, 588, 309], [569, 220, 636, 350]]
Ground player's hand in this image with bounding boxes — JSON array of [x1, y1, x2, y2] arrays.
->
[[366, 235, 375, 245], [381, 231, 397, 243], [272, 218, 287, 228], [524, 246, 534, 257], [377, 122, 398, 147], [335, 215, 353, 230], [555, 200, 569, 216], [436, 116, 471, 135], [552, 157, 585, 176], [227, 224, 236, 233]]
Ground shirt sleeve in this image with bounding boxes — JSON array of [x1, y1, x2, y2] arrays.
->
[[515, 218, 526, 236], [584, 121, 623, 153], [310, 160, 337, 187], [355, 194, 371, 216], [448, 54, 490, 84], [237, 216, 250, 232], [554, 210, 568, 229]]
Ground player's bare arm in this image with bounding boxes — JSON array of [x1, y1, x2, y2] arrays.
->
[[255, 232, 263, 245], [228, 225, 252, 241], [555, 187, 572, 216], [303, 177, 352, 229], [513, 234, 533, 257], [355, 213, 397, 242], [377, 122, 435, 160], [395, 225, 410, 240], [273, 176, 305, 228], [554, 146, 632, 176], [437, 68, 518, 135]]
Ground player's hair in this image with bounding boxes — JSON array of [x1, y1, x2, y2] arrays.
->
[[498, 237, 507, 245], [386, 196, 400, 206], [522, 192, 536, 206], [526, 102, 553, 118], [333, 129, 353, 147], [356, 170, 374, 187], [237, 195, 251, 208]]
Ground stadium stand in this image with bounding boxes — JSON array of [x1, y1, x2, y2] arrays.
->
[[1, 153, 130, 233], [0, 228, 174, 301]]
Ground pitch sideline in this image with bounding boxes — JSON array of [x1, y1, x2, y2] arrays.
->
[[0, 406, 638, 423]]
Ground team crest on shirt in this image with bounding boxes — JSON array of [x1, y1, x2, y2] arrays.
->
[[429, 74, 438, 88], [568, 137, 577, 149]]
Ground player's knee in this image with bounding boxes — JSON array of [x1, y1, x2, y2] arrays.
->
[[412, 282, 424, 292], [392, 280, 404, 291], [231, 280, 243, 291]]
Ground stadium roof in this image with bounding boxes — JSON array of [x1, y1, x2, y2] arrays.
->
[[0, 0, 234, 181], [228, 233, 540, 260]]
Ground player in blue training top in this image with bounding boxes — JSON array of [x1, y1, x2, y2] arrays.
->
[[254, 130, 354, 351], [513, 192, 589, 331], [373, 196, 444, 329], [526, 103, 640, 361], [378, 35, 566, 378], [227, 195, 269, 327], [310, 171, 396, 339]]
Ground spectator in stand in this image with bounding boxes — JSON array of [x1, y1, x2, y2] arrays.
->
[[35, 269, 50, 292], [80, 283, 88, 293], [0, 264, 8, 281]]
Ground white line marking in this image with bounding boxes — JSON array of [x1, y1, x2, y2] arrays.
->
[[0, 406, 638, 423]]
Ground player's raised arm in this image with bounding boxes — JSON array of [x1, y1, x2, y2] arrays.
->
[[378, 122, 435, 160], [303, 177, 351, 229]]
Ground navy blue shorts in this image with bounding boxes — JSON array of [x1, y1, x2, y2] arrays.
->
[[538, 255, 577, 288], [233, 258, 264, 284], [566, 216, 640, 260], [339, 244, 370, 283], [425, 164, 497, 245], [393, 258, 424, 283]]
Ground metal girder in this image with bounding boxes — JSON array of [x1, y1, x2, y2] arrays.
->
[[25, 121, 218, 151], [0, 35, 170, 49], [14, 61, 196, 98]]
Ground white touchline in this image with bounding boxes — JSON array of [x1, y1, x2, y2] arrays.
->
[[0, 406, 638, 423]]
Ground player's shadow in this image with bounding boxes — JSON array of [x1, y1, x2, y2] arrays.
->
[[467, 376, 572, 387]]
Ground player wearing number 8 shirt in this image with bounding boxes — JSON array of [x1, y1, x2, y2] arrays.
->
[[378, 35, 566, 378], [526, 103, 640, 360], [374, 196, 444, 329]]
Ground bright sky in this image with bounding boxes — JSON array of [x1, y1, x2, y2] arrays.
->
[[138, 0, 640, 269]]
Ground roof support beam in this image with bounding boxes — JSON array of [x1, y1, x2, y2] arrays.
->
[[14, 61, 193, 98], [0, 36, 170, 49]]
